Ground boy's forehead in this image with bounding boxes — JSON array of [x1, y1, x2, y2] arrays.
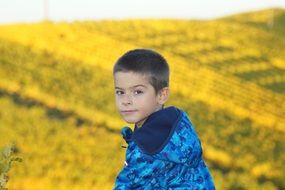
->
[[114, 72, 151, 87]]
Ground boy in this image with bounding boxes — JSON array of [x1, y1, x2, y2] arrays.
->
[[113, 49, 215, 189]]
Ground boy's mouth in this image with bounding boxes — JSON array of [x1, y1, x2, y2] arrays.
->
[[121, 110, 137, 114]]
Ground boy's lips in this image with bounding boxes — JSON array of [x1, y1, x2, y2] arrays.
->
[[121, 110, 137, 114]]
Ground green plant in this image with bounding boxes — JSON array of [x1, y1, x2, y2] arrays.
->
[[0, 145, 22, 190]]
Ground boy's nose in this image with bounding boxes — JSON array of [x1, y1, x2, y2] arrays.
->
[[122, 94, 132, 105]]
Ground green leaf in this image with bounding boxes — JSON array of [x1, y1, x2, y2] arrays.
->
[[1, 147, 12, 159]]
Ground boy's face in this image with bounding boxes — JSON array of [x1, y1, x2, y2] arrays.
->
[[114, 71, 168, 127]]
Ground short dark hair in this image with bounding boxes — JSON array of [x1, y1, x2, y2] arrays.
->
[[113, 49, 169, 94]]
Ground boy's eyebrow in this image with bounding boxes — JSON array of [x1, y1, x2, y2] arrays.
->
[[115, 84, 147, 89]]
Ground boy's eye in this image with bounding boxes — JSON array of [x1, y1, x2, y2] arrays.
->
[[134, 90, 143, 95], [116, 90, 124, 95]]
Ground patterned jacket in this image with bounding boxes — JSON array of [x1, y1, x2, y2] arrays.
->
[[114, 106, 215, 190]]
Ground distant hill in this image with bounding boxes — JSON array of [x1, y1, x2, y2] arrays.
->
[[0, 8, 284, 190]]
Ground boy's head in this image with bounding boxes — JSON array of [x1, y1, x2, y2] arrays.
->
[[113, 49, 169, 94], [113, 49, 170, 127]]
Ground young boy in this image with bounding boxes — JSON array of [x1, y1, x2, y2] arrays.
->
[[113, 49, 215, 189]]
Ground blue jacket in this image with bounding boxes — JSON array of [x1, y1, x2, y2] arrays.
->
[[114, 106, 215, 190]]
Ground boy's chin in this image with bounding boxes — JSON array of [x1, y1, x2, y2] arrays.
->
[[123, 119, 136, 124], [121, 117, 140, 125], [123, 118, 146, 127]]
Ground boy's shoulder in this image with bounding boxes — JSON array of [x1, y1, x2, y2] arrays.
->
[[132, 106, 190, 155]]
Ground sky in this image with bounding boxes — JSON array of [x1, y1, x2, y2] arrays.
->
[[0, 0, 285, 24]]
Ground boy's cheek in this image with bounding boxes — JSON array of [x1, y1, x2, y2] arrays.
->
[[114, 99, 120, 108], [115, 96, 120, 102]]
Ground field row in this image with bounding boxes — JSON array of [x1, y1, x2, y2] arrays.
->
[[0, 29, 284, 131], [1, 81, 284, 189]]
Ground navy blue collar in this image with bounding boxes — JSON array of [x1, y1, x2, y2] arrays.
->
[[132, 106, 182, 155]]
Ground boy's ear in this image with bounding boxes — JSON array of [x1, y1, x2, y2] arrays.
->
[[157, 87, 169, 105]]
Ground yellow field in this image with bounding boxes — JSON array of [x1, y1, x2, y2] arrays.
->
[[0, 8, 284, 190]]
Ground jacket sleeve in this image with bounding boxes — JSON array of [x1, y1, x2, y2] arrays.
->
[[114, 142, 167, 190]]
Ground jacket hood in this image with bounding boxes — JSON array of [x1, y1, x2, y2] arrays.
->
[[121, 106, 203, 168]]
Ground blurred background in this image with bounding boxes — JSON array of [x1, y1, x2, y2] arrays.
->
[[0, 0, 284, 189]]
